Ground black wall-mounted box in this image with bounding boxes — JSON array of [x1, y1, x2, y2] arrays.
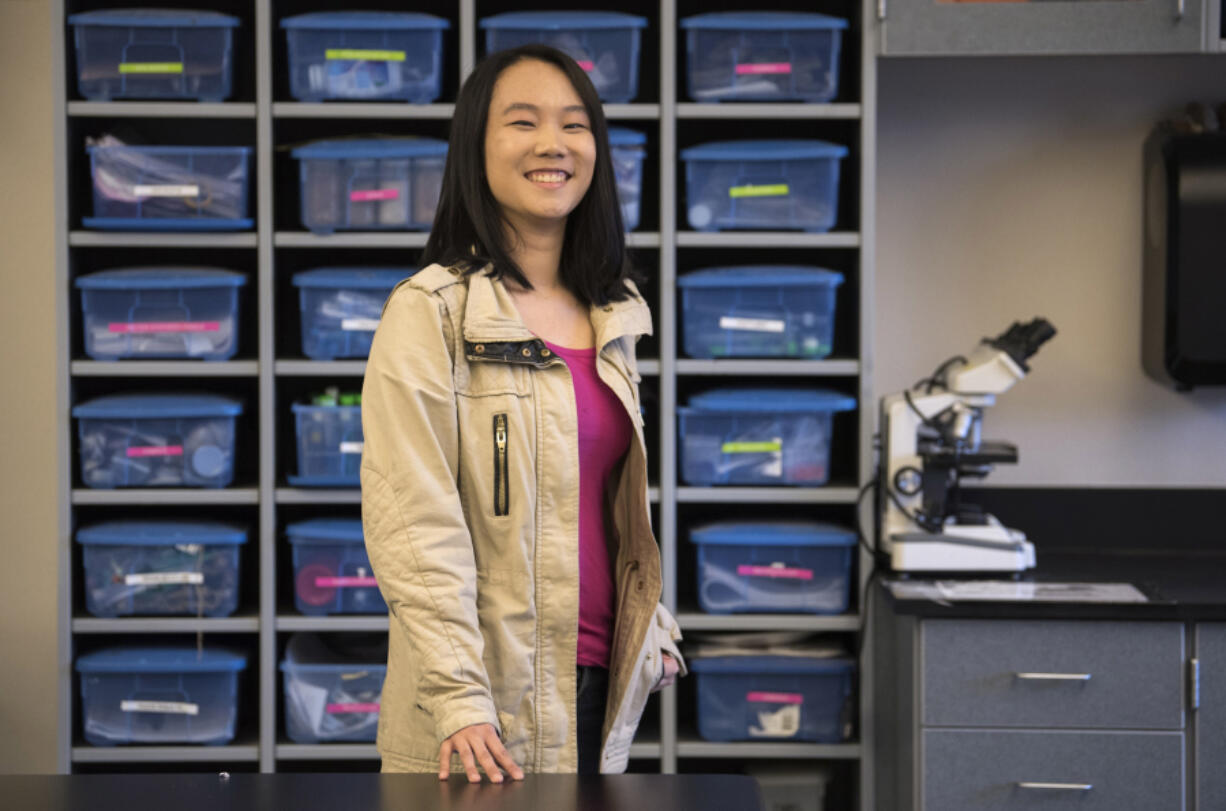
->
[[1142, 129, 1226, 390]]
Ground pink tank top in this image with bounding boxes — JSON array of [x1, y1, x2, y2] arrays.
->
[[543, 340, 632, 669]]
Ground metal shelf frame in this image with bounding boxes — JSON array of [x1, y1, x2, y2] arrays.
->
[[54, 1, 875, 802]]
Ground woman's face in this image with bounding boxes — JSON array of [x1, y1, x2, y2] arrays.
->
[[483, 58, 597, 236]]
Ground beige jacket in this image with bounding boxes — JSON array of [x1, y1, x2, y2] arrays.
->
[[360, 262, 685, 774]]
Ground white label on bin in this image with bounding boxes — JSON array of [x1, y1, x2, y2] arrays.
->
[[350, 188, 400, 202], [315, 575, 378, 588], [719, 316, 785, 334], [340, 441, 364, 454], [125, 571, 204, 586], [326, 702, 380, 714], [735, 62, 793, 75], [127, 445, 184, 458], [109, 321, 221, 334], [133, 184, 200, 198], [341, 318, 380, 332], [737, 564, 814, 581], [121, 700, 199, 716], [748, 703, 801, 738], [326, 49, 406, 62]]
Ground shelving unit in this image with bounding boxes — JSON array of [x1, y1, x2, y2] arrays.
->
[[54, 0, 875, 805]]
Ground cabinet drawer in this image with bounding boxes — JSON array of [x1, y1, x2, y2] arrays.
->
[[922, 619, 1184, 729], [923, 729, 1184, 811]]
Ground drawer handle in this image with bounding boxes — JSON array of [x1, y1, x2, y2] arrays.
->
[[1014, 672, 1092, 681], [1018, 782, 1094, 791]]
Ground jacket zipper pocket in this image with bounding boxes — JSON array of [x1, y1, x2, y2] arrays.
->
[[493, 413, 509, 516]]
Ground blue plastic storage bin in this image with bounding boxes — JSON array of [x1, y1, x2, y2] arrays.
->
[[680, 139, 846, 233], [292, 268, 411, 360], [690, 521, 856, 615], [680, 12, 847, 103], [690, 653, 855, 743], [291, 138, 447, 234], [86, 144, 253, 231], [76, 647, 247, 746], [77, 521, 247, 618], [68, 9, 240, 102], [480, 11, 647, 103], [281, 633, 387, 743], [677, 388, 855, 486], [281, 12, 449, 103], [287, 519, 386, 616], [609, 127, 646, 231], [76, 267, 246, 361], [290, 403, 362, 487], [678, 266, 843, 359], [72, 393, 242, 489]]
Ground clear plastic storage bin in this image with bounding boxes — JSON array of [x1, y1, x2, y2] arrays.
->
[[689, 521, 856, 614], [609, 127, 646, 231], [678, 266, 843, 359], [77, 521, 247, 618], [281, 12, 449, 103], [680, 12, 847, 103], [72, 393, 242, 489], [292, 268, 411, 360], [680, 139, 847, 233], [68, 9, 240, 102], [76, 647, 247, 746], [480, 11, 647, 103], [677, 388, 855, 486], [281, 633, 387, 743], [85, 144, 253, 231], [690, 652, 855, 743], [76, 267, 246, 361], [287, 519, 386, 616], [291, 138, 447, 234], [290, 403, 363, 487]]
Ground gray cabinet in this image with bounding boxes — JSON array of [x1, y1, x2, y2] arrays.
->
[[878, 0, 1214, 56], [1196, 623, 1226, 811]]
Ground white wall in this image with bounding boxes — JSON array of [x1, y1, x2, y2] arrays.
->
[[876, 54, 1226, 486]]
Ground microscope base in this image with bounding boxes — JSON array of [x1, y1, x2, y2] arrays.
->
[[889, 534, 1037, 572]]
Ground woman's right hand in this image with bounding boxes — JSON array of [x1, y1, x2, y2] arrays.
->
[[438, 723, 525, 783]]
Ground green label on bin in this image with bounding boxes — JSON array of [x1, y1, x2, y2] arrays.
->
[[721, 440, 782, 453], [119, 62, 184, 74], [729, 183, 790, 199], [326, 48, 406, 62]]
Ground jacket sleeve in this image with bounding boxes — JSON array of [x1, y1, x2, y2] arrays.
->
[[361, 283, 499, 744]]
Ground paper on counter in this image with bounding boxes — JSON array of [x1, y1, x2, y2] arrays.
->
[[885, 579, 1148, 604]]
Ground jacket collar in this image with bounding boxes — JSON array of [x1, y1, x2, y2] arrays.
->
[[461, 266, 653, 353]]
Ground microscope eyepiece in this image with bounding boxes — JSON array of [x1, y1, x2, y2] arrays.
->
[[987, 317, 1056, 370]]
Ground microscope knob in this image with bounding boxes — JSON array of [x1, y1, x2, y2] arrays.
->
[[894, 466, 923, 496]]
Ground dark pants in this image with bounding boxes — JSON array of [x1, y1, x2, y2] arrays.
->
[[576, 665, 609, 775]]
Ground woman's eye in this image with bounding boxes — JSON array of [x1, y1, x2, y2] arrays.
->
[[510, 120, 534, 127], [565, 123, 589, 131]]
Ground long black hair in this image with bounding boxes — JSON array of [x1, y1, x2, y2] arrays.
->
[[421, 44, 642, 306]]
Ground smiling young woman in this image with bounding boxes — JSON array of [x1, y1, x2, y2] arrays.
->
[[360, 44, 685, 782]]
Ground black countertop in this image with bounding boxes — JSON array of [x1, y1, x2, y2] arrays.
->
[[878, 551, 1226, 620]]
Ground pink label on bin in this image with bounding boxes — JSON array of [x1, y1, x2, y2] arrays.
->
[[315, 576, 378, 588], [736, 564, 813, 580], [735, 62, 793, 75], [109, 321, 220, 334], [747, 692, 804, 705], [126, 445, 184, 458], [326, 702, 380, 714], [576, 60, 595, 71], [349, 188, 400, 202]]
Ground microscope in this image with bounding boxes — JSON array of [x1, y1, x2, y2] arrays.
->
[[877, 318, 1056, 572]]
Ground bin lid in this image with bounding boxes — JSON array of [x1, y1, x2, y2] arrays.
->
[[689, 521, 855, 547], [280, 632, 388, 669], [68, 9, 241, 28], [680, 11, 848, 30], [689, 654, 855, 675], [286, 518, 365, 544], [683, 387, 856, 413], [480, 11, 648, 30], [291, 137, 448, 160], [292, 268, 415, 290], [677, 266, 844, 289], [72, 393, 243, 419], [86, 145, 252, 157], [75, 267, 247, 290], [77, 521, 247, 546], [608, 127, 647, 148], [76, 647, 248, 674], [680, 139, 848, 162], [281, 11, 450, 30]]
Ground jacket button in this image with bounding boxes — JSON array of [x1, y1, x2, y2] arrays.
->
[[521, 347, 532, 357], [541, 348, 552, 357], [474, 344, 485, 354], [602, 306, 613, 312], [636, 580, 645, 592]]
